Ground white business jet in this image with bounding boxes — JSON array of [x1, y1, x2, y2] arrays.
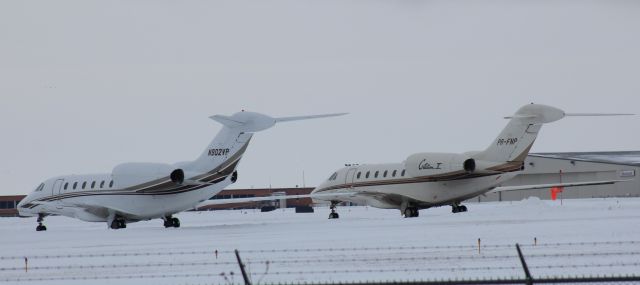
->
[[18, 111, 345, 231], [310, 104, 632, 219]]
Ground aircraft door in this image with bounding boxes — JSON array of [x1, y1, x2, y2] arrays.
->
[[51, 179, 65, 209], [345, 168, 357, 186], [52, 179, 64, 196]]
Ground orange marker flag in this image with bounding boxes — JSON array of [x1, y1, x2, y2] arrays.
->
[[550, 186, 564, 200]]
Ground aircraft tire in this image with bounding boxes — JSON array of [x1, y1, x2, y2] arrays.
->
[[172, 218, 180, 228], [329, 213, 339, 219], [404, 208, 419, 218], [36, 225, 47, 231], [111, 219, 126, 230]]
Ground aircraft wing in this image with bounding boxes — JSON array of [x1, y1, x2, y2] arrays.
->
[[195, 192, 357, 209], [489, 179, 632, 193]]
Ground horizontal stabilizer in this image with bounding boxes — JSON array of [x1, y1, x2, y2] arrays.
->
[[504, 113, 634, 120], [276, 113, 348, 123], [564, 113, 635, 117], [490, 179, 632, 193], [208, 111, 347, 132], [503, 114, 538, 119], [209, 115, 245, 128]]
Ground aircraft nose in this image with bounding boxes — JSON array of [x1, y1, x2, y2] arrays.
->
[[17, 194, 32, 210], [16, 199, 28, 217], [312, 180, 331, 194]]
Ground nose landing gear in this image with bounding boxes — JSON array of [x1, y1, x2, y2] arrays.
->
[[328, 201, 340, 219], [36, 214, 47, 231]]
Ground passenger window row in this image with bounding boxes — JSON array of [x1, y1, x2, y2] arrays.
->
[[356, 169, 406, 180], [63, 180, 114, 191]]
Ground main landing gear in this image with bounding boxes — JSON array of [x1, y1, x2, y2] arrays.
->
[[110, 217, 127, 229], [36, 214, 47, 231], [452, 203, 468, 214], [328, 201, 340, 219], [403, 207, 420, 218], [163, 215, 180, 228]]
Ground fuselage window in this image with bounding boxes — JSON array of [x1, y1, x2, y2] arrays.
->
[[100, 181, 105, 188], [82, 182, 86, 189], [366, 171, 370, 179], [73, 182, 78, 190], [392, 170, 397, 177], [374, 171, 379, 178], [383, 170, 388, 178], [357, 172, 361, 179], [401, 170, 406, 177], [64, 183, 68, 190], [91, 181, 96, 189], [109, 180, 114, 188]]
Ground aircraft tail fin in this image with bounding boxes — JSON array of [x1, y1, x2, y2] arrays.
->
[[186, 111, 346, 174], [472, 104, 632, 164]]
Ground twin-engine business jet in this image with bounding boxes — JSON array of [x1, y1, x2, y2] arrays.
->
[[18, 111, 345, 231], [311, 104, 632, 219]]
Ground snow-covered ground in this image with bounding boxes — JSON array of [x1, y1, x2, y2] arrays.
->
[[2, 198, 640, 284]]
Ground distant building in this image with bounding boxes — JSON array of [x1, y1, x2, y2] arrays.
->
[[477, 152, 640, 202], [198, 187, 313, 210], [0, 196, 24, 217]]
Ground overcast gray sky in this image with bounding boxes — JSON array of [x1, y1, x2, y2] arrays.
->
[[1, 0, 639, 195]]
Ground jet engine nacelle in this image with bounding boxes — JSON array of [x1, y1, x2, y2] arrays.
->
[[405, 153, 477, 178], [112, 163, 185, 188]]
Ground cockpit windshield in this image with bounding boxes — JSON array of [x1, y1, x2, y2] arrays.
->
[[34, 183, 45, 192]]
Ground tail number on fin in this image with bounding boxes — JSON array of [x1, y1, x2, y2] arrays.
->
[[208, 149, 230, 156], [497, 138, 518, 146]]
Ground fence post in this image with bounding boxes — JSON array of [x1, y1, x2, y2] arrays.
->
[[516, 243, 533, 285], [478, 239, 481, 255], [24, 257, 28, 273], [235, 249, 251, 285]]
